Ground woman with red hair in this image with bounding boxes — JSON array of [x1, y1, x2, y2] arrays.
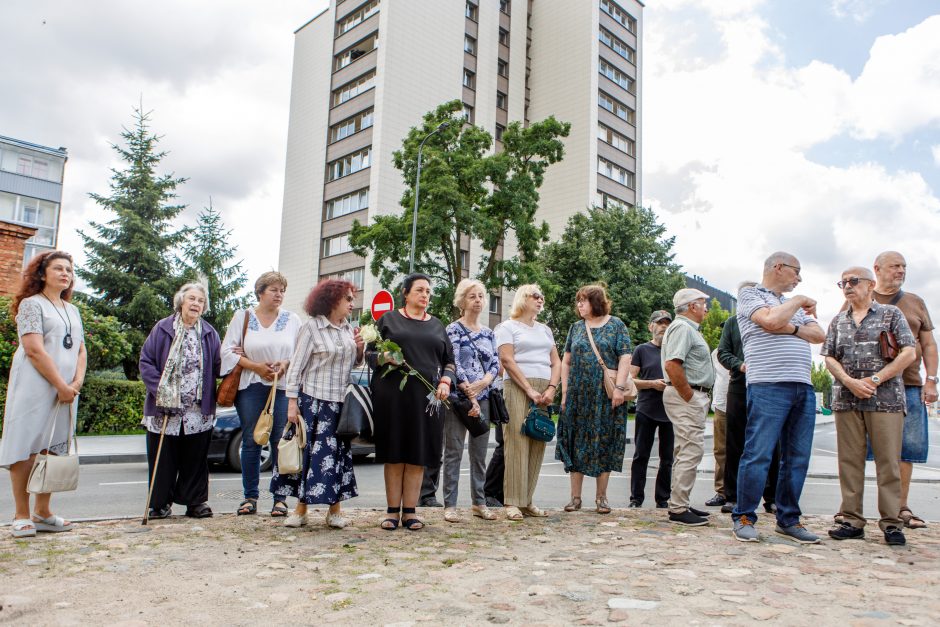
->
[[0, 251, 86, 538], [274, 279, 364, 529]]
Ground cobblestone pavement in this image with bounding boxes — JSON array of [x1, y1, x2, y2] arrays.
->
[[1, 508, 938, 625]]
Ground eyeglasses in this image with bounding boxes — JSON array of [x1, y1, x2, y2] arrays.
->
[[529, 293, 544, 301], [837, 277, 873, 289], [778, 263, 802, 276], [345, 295, 355, 302]]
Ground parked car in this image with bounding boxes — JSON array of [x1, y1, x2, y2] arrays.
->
[[208, 406, 273, 472]]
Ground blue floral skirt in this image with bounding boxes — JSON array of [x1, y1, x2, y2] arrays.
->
[[270, 393, 358, 505]]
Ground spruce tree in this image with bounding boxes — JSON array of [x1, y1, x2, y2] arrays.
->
[[78, 105, 190, 379], [181, 201, 250, 334]]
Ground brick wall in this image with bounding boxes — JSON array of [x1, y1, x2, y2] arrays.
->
[[0, 221, 37, 297]]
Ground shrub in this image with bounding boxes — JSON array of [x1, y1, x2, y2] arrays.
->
[[75, 377, 146, 434]]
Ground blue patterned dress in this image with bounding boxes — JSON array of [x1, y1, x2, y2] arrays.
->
[[556, 317, 632, 477]]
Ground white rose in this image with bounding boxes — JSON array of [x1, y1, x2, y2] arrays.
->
[[359, 324, 380, 344]]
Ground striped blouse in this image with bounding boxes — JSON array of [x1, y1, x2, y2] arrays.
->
[[285, 315, 362, 402]]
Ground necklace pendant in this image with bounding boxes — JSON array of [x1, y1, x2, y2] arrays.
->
[[63, 334, 73, 349]]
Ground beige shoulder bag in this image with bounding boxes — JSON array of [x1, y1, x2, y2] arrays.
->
[[584, 322, 638, 401], [252, 372, 279, 445], [28, 402, 80, 494], [276, 416, 307, 475]]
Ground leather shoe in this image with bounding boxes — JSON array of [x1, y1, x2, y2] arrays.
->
[[419, 498, 443, 508], [763, 502, 777, 514], [628, 500, 641, 508], [705, 493, 726, 507], [148, 505, 172, 520], [656, 501, 668, 509], [720, 501, 736, 514], [185, 503, 213, 518]]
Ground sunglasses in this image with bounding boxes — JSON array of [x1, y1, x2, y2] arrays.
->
[[529, 293, 544, 301], [837, 277, 873, 289]]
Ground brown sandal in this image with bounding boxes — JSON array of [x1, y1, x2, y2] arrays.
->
[[900, 507, 927, 529], [596, 497, 611, 514], [564, 497, 582, 512]]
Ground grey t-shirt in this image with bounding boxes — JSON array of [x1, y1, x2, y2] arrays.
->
[[661, 316, 715, 388]]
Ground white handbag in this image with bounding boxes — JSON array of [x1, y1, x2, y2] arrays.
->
[[276, 420, 306, 475], [27, 402, 80, 494]]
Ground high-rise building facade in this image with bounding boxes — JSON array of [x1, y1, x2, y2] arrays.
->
[[278, 0, 642, 318], [0, 135, 68, 263]]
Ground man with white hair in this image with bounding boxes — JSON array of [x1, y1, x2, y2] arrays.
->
[[732, 252, 825, 543], [822, 266, 916, 545], [661, 288, 715, 526]]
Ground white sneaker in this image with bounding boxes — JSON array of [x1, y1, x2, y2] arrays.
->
[[284, 512, 307, 528], [326, 512, 348, 529]]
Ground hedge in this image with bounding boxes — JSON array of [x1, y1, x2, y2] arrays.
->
[[0, 376, 146, 436]]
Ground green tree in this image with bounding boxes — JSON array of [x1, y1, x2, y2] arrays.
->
[[812, 360, 834, 408], [181, 201, 250, 334], [350, 100, 570, 318], [539, 204, 686, 348], [77, 105, 190, 379], [700, 298, 731, 351]]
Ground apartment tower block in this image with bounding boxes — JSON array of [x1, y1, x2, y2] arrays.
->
[[278, 0, 642, 318]]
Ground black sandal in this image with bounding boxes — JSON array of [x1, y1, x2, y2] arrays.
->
[[402, 507, 424, 531], [381, 507, 401, 531], [237, 499, 257, 516], [270, 501, 289, 517], [185, 503, 213, 519]]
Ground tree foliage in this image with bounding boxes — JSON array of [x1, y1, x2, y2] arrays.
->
[[700, 298, 731, 351], [181, 202, 250, 334], [350, 100, 570, 318], [539, 205, 686, 348], [77, 105, 190, 379]]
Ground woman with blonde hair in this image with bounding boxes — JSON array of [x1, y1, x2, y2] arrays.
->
[[494, 284, 561, 520], [442, 279, 500, 522]]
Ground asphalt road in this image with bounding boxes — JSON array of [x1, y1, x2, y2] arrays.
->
[[4, 422, 940, 524]]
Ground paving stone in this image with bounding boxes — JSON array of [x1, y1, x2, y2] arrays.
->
[[607, 598, 659, 610]]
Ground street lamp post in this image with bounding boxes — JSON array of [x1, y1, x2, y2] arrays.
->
[[409, 121, 449, 274]]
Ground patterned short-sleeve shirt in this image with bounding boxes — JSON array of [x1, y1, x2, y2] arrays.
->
[[821, 302, 915, 413]]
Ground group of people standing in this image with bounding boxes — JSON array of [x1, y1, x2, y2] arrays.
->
[[2, 248, 934, 545]]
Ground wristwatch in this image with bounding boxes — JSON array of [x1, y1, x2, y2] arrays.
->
[[790, 325, 801, 335], [927, 375, 939, 384], [871, 375, 881, 385]]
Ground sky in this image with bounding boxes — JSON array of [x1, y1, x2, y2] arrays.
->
[[1, 0, 938, 328]]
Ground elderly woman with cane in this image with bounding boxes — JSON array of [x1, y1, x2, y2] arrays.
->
[[139, 280, 222, 520], [0, 251, 86, 538]]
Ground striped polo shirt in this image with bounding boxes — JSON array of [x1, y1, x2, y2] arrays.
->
[[736, 285, 815, 385]]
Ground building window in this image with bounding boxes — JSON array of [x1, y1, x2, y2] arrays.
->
[[332, 70, 376, 106], [495, 124, 505, 141], [464, 35, 477, 55], [497, 59, 509, 77], [500, 0, 510, 15], [463, 69, 476, 89], [458, 250, 470, 271], [0, 149, 61, 182], [328, 147, 372, 181], [496, 91, 507, 109], [489, 294, 501, 314], [336, 0, 379, 36], [0, 191, 59, 254], [599, 27, 635, 64], [599, 59, 635, 93], [465, 1, 478, 21], [334, 33, 378, 71], [323, 233, 353, 257], [498, 27, 510, 46], [597, 192, 631, 210], [601, 0, 637, 34], [597, 123, 634, 155], [597, 157, 635, 189], [463, 104, 474, 123], [598, 90, 635, 125], [325, 188, 369, 220], [324, 267, 365, 290], [329, 108, 374, 143]]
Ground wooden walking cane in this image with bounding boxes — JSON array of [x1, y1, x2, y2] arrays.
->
[[142, 415, 169, 525]]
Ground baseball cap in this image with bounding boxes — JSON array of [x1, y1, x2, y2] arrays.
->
[[649, 310, 672, 323], [673, 288, 710, 309]]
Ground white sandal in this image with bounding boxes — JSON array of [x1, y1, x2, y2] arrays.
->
[[326, 512, 348, 529], [12, 519, 36, 538], [284, 512, 307, 528], [31, 515, 73, 533], [443, 508, 461, 523], [471, 505, 497, 520]]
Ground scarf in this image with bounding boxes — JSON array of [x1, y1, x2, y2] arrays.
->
[[155, 314, 204, 414]]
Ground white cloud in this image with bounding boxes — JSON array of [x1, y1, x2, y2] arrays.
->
[[829, 0, 886, 23], [644, 3, 940, 325], [932, 145, 940, 167]]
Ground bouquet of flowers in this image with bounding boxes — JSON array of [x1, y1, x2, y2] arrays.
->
[[360, 323, 450, 412]]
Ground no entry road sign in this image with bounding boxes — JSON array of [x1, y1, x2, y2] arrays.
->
[[371, 289, 395, 321]]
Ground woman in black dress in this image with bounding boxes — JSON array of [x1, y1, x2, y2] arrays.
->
[[369, 274, 456, 530]]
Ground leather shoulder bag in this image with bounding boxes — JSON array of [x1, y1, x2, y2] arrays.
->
[[217, 310, 250, 407], [276, 421, 307, 475], [584, 320, 638, 401], [521, 402, 556, 442], [28, 402, 79, 494], [879, 291, 904, 362], [337, 368, 375, 442], [253, 372, 278, 445]]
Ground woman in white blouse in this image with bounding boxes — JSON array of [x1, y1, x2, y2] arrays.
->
[[495, 284, 561, 521], [220, 272, 301, 517], [276, 279, 364, 529]]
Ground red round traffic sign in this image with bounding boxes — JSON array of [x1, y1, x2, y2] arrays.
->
[[371, 289, 395, 321]]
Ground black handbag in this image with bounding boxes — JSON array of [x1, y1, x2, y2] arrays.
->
[[336, 369, 374, 441], [452, 394, 490, 437], [455, 322, 508, 425]]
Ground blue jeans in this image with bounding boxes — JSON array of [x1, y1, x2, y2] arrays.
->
[[234, 382, 288, 500], [733, 382, 815, 527], [867, 386, 929, 463]]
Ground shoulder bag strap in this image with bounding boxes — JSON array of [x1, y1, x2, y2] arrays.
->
[[44, 402, 75, 455], [240, 309, 251, 353], [261, 372, 279, 414], [456, 322, 487, 370], [889, 290, 904, 307], [583, 321, 609, 371]]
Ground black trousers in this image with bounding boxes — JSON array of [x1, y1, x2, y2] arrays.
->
[[146, 427, 212, 509], [484, 421, 504, 505], [630, 412, 674, 505], [724, 387, 778, 504]]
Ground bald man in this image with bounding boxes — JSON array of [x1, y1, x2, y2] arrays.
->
[[870, 251, 937, 529], [822, 267, 916, 545]]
